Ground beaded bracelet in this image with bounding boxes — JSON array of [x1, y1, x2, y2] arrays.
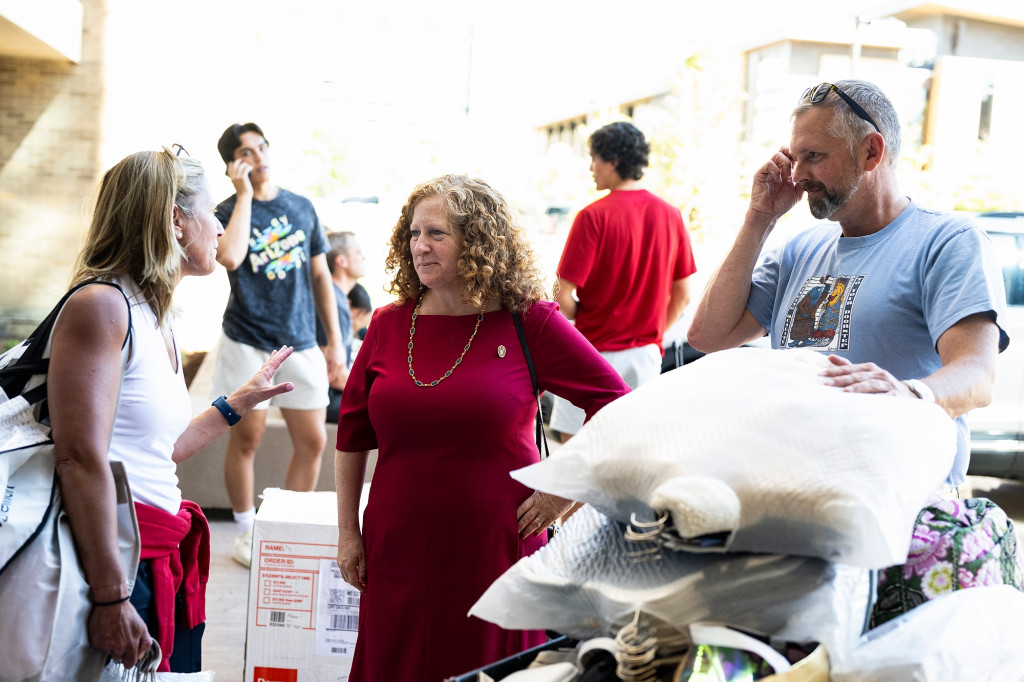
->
[[92, 595, 131, 607]]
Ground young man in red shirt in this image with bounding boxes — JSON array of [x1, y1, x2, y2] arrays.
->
[[551, 121, 697, 441]]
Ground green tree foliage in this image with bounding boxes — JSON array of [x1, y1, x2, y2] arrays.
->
[[298, 128, 351, 199]]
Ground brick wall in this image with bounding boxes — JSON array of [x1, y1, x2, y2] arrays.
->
[[0, 0, 105, 332]]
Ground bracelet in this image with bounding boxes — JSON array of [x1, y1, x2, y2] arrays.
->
[[92, 595, 131, 607], [213, 395, 241, 426]]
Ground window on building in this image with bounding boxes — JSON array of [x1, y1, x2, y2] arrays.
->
[[543, 115, 589, 151]]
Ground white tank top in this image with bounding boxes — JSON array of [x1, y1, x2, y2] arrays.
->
[[106, 281, 190, 513]]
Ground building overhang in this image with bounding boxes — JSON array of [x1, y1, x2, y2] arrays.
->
[[0, 0, 82, 62], [741, 17, 923, 55], [878, 1, 1024, 29]]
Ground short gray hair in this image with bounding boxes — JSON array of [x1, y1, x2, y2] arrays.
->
[[793, 79, 900, 171], [326, 230, 357, 275]]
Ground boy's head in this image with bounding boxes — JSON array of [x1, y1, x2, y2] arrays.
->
[[217, 122, 268, 165], [588, 121, 649, 182]]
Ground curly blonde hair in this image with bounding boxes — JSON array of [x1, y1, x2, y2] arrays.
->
[[385, 174, 547, 312]]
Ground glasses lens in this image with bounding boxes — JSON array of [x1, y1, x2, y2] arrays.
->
[[800, 83, 880, 132], [810, 83, 831, 104]]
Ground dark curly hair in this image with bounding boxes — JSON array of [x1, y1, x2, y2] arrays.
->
[[385, 175, 547, 313], [589, 121, 649, 181]]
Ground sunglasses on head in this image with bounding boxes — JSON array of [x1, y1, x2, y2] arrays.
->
[[171, 143, 189, 158], [800, 83, 881, 134]]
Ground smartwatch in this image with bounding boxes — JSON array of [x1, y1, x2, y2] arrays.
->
[[213, 395, 242, 426]]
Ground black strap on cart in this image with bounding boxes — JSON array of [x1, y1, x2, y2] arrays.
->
[[445, 635, 577, 682]]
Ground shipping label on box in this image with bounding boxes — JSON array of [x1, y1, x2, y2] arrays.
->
[[244, 489, 364, 682], [315, 559, 361, 657]]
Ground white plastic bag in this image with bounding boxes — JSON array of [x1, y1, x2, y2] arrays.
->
[[470, 505, 870, 660], [513, 347, 956, 567], [831, 585, 1024, 681], [99, 664, 216, 681]]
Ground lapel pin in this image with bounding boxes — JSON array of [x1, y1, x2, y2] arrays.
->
[[497, 345, 506, 358]]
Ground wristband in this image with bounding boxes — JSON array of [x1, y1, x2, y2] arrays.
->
[[92, 594, 131, 607], [213, 395, 242, 426]]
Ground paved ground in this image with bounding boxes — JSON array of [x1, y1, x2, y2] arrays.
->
[[203, 517, 251, 679], [200, 474, 1024, 680]]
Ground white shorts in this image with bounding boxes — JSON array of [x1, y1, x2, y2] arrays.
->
[[548, 343, 661, 435], [210, 336, 329, 411]]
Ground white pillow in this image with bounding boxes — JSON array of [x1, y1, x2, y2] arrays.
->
[[514, 347, 956, 568], [469, 504, 870, 661]]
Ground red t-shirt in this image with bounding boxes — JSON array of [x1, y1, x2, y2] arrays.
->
[[557, 189, 696, 351]]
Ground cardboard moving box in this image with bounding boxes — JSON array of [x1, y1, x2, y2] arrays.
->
[[244, 488, 368, 682]]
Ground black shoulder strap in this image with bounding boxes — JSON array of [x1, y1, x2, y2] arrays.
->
[[513, 310, 550, 460], [0, 281, 130, 407]]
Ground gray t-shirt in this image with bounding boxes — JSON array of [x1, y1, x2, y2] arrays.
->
[[216, 188, 329, 351], [748, 201, 1009, 486], [317, 281, 353, 366]]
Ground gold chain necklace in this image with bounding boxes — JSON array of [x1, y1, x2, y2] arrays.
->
[[407, 295, 485, 387]]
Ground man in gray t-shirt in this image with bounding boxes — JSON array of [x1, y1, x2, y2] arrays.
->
[[212, 122, 346, 567], [318, 230, 368, 423], [689, 79, 1007, 488]]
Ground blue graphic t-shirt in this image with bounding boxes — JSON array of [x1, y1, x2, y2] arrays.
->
[[747, 201, 1009, 486], [216, 188, 329, 351]]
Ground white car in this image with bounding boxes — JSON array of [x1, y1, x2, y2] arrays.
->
[[967, 212, 1024, 478]]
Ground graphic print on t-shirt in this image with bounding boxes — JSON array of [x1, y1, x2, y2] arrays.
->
[[247, 214, 308, 280], [780, 274, 863, 351]]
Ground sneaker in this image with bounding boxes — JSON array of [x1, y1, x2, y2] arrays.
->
[[232, 528, 253, 568]]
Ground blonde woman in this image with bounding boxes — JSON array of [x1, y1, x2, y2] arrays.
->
[[334, 175, 629, 681], [47, 148, 293, 672]]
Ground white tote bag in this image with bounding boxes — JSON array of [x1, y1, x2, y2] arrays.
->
[[0, 461, 140, 682], [0, 282, 137, 682]]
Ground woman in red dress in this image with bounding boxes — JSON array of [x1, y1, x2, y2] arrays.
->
[[334, 175, 630, 681]]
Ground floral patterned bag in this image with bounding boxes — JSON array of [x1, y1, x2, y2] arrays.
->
[[871, 497, 1024, 628]]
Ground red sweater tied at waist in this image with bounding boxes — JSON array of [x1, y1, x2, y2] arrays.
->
[[134, 500, 210, 672]]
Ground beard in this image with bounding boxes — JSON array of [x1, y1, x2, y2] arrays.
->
[[806, 175, 861, 220]]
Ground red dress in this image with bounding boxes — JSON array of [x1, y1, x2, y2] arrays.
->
[[336, 299, 629, 681]]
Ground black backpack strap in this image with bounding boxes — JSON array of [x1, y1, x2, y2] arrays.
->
[[513, 310, 549, 460]]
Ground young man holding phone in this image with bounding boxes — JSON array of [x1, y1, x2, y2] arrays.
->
[[212, 122, 346, 567]]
